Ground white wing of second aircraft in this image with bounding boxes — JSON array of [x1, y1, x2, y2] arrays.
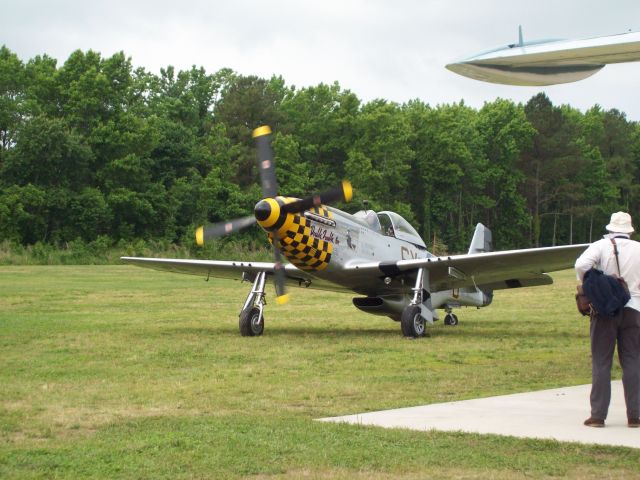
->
[[446, 30, 640, 86]]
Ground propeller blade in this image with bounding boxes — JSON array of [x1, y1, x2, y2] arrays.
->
[[252, 125, 279, 198], [282, 180, 353, 214], [195, 215, 257, 246], [272, 237, 289, 305], [197, 126, 350, 305]]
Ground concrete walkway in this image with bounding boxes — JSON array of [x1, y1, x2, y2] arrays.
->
[[320, 381, 640, 449]]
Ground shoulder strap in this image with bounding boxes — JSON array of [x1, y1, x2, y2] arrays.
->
[[610, 238, 623, 277]]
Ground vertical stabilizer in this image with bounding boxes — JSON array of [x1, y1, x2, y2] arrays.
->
[[468, 223, 493, 254], [466, 223, 494, 304]]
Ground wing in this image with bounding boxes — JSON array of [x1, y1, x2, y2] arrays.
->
[[446, 31, 640, 86], [120, 257, 350, 293], [345, 244, 589, 292], [466, 33, 640, 67]]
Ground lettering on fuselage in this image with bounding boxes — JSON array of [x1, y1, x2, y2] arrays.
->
[[310, 225, 337, 244], [401, 246, 418, 260]]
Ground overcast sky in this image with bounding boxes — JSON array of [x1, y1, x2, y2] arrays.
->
[[3, 1, 640, 119]]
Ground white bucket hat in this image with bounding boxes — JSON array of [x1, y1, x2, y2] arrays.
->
[[606, 211, 634, 234]]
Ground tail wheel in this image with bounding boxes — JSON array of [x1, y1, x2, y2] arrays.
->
[[444, 313, 459, 326], [239, 307, 264, 336], [401, 305, 426, 338]]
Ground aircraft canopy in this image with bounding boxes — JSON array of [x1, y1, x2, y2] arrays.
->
[[377, 211, 426, 248]]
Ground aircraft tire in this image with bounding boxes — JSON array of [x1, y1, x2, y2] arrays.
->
[[239, 306, 264, 336], [444, 314, 459, 326], [401, 305, 425, 338]]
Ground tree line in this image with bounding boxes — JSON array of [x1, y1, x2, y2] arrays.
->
[[1, 45, 639, 254]]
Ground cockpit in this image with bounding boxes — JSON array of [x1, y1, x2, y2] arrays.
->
[[353, 210, 426, 248]]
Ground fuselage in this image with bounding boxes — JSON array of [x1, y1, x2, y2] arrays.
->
[[253, 197, 489, 317]]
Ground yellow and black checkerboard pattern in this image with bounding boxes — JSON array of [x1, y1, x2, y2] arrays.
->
[[266, 204, 334, 271], [260, 198, 335, 271], [280, 212, 333, 271]]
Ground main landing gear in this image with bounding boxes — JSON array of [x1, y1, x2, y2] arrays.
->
[[239, 272, 267, 336], [401, 268, 431, 338], [400, 269, 461, 337], [401, 305, 426, 337]]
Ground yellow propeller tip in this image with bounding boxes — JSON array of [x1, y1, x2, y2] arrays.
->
[[276, 294, 290, 305], [342, 180, 353, 202], [195, 226, 204, 247], [252, 125, 272, 138]]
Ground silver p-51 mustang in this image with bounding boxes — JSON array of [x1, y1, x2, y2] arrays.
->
[[123, 126, 587, 337]]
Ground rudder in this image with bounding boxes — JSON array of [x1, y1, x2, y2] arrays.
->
[[468, 223, 493, 254]]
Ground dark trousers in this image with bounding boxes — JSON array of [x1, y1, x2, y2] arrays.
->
[[590, 307, 640, 420]]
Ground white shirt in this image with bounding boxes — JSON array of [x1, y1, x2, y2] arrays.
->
[[575, 233, 640, 313]]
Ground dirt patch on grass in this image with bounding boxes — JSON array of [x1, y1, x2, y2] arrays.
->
[[3, 401, 207, 444], [250, 467, 550, 479]]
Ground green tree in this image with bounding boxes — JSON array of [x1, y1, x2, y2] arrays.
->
[[279, 82, 360, 191], [214, 75, 290, 188], [2, 115, 93, 189], [520, 94, 592, 246], [56, 50, 128, 133], [67, 187, 112, 241], [147, 66, 233, 135], [23, 54, 59, 117], [477, 99, 534, 248], [346, 100, 413, 216], [0, 184, 47, 243], [4, 47, 640, 252], [0, 46, 26, 163], [405, 101, 487, 251]]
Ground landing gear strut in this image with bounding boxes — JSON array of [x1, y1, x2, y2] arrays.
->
[[239, 272, 266, 336], [401, 268, 430, 338]]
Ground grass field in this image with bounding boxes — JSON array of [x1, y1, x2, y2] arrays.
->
[[1, 265, 639, 479]]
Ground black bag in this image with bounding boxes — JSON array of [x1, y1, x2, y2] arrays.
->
[[582, 268, 630, 316], [580, 238, 630, 317]]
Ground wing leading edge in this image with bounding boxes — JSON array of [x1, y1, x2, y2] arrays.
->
[[122, 243, 587, 296], [120, 256, 351, 293]]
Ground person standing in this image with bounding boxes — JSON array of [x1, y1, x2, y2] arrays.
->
[[575, 211, 640, 428]]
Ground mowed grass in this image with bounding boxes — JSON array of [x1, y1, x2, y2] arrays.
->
[[1, 265, 639, 479]]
